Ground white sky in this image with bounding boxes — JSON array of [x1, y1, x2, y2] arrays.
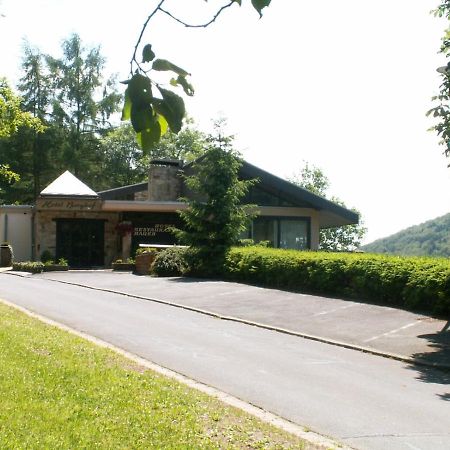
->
[[1, 0, 449, 244]]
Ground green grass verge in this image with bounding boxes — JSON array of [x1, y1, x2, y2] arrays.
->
[[0, 302, 309, 449]]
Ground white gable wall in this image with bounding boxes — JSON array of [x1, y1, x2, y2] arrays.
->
[[0, 206, 33, 262]]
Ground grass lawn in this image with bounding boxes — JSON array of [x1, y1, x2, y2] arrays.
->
[[0, 302, 311, 449]]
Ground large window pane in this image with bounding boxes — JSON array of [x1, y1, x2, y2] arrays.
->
[[252, 218, 278, 247], [279, 219, 309, 250]]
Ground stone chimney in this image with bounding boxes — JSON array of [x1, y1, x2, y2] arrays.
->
[[148, 159, 183, 201]]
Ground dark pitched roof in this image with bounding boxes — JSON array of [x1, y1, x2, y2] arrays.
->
[[98, 157, 359, 225], [98, 182, 147, 200], [184, 157, 359, 224], [238, 160, 359, 223]]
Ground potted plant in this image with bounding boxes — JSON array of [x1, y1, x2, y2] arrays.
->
[[0, 242, 13, 267], [43, 258, 69, 272], [112, 258, 135, 271], [134, 248, 158, 275]]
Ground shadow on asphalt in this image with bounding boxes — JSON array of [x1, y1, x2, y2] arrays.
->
[[166, 277, 223, 283], [409, 329, 450, 401]]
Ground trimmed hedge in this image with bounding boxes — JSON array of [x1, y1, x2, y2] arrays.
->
[[12, 261, 45, 274], [224, 247, 450, 316]]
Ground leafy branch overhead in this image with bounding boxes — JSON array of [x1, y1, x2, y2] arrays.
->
[[428, 1, 450, 165], [122, 0, 272, 153]]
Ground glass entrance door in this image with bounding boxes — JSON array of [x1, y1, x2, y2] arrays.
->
[[56, 219, 105, 268]]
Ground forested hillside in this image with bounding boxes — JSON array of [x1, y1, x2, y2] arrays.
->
[[362, 213, 450, 257]]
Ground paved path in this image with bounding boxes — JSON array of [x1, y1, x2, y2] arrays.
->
[[28, 270, 450, 368], [1, 271, 449, 450]]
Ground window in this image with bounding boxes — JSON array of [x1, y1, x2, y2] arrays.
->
[[243, 186, 298, 207], [249, 217, 310, 250], [279, 219, 309, 250], [253, 218, 278, 247]]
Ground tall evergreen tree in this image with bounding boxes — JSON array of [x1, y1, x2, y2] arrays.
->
[[17, 45, 57, 198], [175, 127, 255, 277], [46, 34, 121, 186]]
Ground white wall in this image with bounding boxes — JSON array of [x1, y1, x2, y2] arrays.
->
[[0, 206, 33, 262]]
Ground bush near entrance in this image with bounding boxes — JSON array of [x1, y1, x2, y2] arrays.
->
[[151, 247, 188, 277], [12, 261, 45, 274], [224, 247, 450, 316]]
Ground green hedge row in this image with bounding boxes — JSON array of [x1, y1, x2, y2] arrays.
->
[[224, 247, 450, 316], [12, 261, 45, 274]]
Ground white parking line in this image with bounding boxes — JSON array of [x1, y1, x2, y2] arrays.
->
[[313, 303, 359, 317], [215, 288, 256, 297], [363, 322, 419, 343]]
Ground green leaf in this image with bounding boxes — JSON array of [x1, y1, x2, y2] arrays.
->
[[233, 0, 242, 5], [142, 44, 156, 63], [176, 75, 195, 96], [168, 76, 194, 96], [157, 113, 169, 136], [127, 73, 153, 106], [152, 59, 190, 77], [121, 89, 132, 121], [251, 0, 271, 18], [154, 88, 185, 134], [130, 103, 153, 133], [136, 119, 161, 153]]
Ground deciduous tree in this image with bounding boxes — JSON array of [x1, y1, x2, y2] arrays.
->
[[98, 120, 208, 190], [428, 1, 450, 165], [121, 0, 272, 151], [0, 78, 43, 138], [290, 162, 366, 251]]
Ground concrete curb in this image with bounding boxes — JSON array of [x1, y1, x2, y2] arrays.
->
[[0, 297, 350, 450], [6, 271, 448, 371]]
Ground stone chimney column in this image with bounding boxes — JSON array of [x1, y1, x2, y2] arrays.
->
[[148, 159, 183, 201]]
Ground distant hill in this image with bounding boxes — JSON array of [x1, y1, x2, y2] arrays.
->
[[361, 213, 450, 258]]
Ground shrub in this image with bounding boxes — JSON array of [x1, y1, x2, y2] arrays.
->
[[40, 250, 53, 263], [43, 258, 68, 267], [12, 261, 45, 274], [135, 248, 158, 256], [224, 247, 450, 316], [151, 247, 188, 277]]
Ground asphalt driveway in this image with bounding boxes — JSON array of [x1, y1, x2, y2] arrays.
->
[[11, 269, 449, 368], [1, 270, 450, 450]]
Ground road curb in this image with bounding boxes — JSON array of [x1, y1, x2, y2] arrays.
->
[[0, 297, 351, 450], [6, 271, 450, 371]]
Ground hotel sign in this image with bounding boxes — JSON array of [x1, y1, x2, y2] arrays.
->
[[133, 224, 172, 237], [36, 198, 101, 211]]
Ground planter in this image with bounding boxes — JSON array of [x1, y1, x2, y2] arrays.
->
[[112, 262, 135, 271], [0, 244, 13, 267], [43, 264, 69, 272], [135, 252, 157, 275]]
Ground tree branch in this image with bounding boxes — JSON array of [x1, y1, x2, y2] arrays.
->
[[159, 1, 236, 28], [130, 1, 237, 75], [130, 0, 167, 75]]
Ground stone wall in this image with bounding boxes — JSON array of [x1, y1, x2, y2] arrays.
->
[[134, 190, 148, 201], [35, 209, 120, 267], [148, 162, 182, 201]]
